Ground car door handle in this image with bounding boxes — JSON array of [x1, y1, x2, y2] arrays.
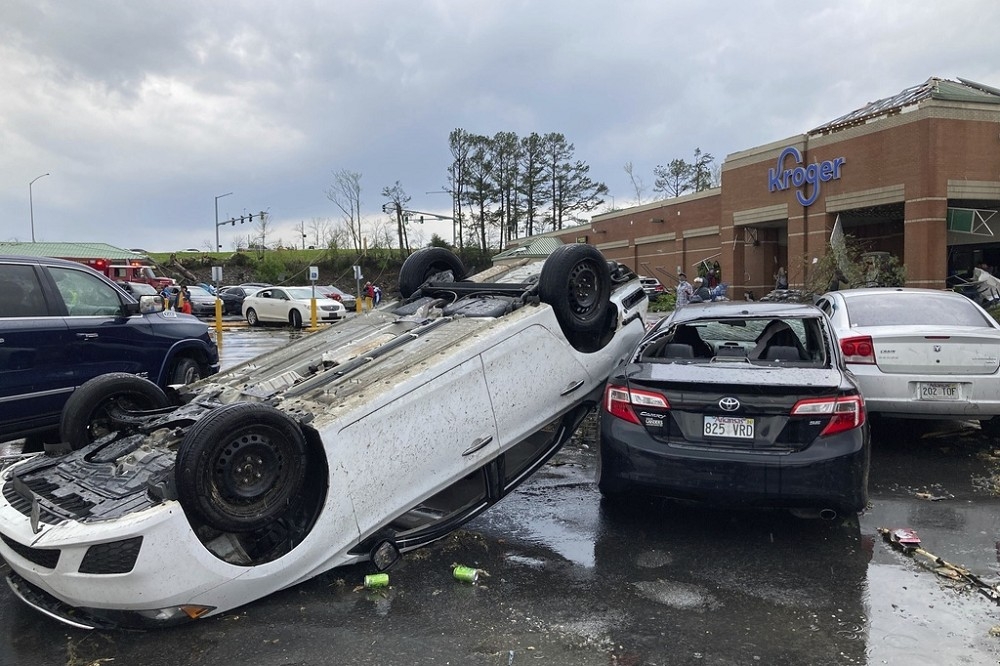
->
[[462, 435, 493, 456], [560, 379, 586, 396], [76, 333, 99, 340]]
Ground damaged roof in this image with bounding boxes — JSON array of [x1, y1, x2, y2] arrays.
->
[[492, 236, 564, 263], [811, 77, 1000, 135]]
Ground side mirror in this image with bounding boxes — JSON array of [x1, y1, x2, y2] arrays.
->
[[139, 295, 165, 315]]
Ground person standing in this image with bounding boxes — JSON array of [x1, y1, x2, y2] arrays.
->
[[676, 273, 694, 309], [180, 286, 193, 314], [363, 282, 374, 312], [775, 267, 788, 290], [692, 277, 712, 302]]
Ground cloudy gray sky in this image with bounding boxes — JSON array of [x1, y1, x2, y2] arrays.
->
[[2, 1, 998, 253]]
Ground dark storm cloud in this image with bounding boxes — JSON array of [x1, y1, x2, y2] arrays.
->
[[1, 1, 998, 250]]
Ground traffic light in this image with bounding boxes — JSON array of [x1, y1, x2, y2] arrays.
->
[[247, 213, 254, 222]]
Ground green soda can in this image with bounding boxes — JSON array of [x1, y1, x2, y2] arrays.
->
[[452, 565, 479, 583], [364, 573, 389, 589]]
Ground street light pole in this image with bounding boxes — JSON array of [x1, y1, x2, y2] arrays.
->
[[215, 192, 233, 251], [29, 173, 50, 242]]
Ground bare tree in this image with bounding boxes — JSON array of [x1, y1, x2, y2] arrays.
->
[[326, 170, 363, 253], [624, 161, 646, 206], [448, 129, 474, 251], [308, 217, 331, 248], [381, 181, 412, 254], [253, 212, 272, 252], [293, 220, 308, 249]]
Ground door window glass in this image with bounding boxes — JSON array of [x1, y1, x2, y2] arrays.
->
[[0, 264, 49, 317], [49, 267, 123, 316]]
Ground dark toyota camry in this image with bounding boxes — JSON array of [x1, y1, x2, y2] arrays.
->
[[597, 301, 869, 518]]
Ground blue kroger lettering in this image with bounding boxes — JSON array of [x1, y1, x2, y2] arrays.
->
[[767, 146, 845, 206]]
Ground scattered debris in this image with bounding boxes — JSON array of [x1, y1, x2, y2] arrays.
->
[[352, 573, 390, 592], [364, 573, 389, 589], [913, 491, 949, 501], [452, 563, 489, 583], [878, 527, 1000, 606]]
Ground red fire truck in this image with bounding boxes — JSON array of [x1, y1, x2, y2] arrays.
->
[[83, 258, 175, 289]]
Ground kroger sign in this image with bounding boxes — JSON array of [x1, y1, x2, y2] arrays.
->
[[767, 147, 845, 207]]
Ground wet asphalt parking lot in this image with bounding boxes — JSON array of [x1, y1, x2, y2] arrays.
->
[[2, 322, 1000, 665]]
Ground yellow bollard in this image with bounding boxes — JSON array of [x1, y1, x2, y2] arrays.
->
[[310, 297, 318, 330], [215, 297, 223, 341]]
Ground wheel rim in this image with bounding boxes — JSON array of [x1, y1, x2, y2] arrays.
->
[[212, 429, 289, 508], [567, 259, 600, 315], [87, 394, 149, 440]]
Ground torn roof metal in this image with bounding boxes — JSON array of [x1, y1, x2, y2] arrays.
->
[[810, 76, 1000, 136], [492, 236, 564, 264]]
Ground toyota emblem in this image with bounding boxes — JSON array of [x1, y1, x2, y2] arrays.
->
[[719, 397, 740, 411], [933, 345, 941, 353]]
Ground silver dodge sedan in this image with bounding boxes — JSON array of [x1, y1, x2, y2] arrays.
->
[[815, 287, 1000, 434]]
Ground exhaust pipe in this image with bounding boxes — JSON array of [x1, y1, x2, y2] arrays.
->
[[819, 508, 838, 521]]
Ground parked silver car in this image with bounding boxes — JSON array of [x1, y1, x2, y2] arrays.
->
[[815, 287, 1000, 433]]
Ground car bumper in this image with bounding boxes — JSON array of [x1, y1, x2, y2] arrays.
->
[[0, 499, 275, 628], [850, 366, 1000, 419], [599, 418, 869, 513]]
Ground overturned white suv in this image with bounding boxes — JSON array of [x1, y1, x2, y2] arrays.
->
[[0, 244, 647, 629]]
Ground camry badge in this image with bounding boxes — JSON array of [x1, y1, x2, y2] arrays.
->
[[719, 397, 740, 411]]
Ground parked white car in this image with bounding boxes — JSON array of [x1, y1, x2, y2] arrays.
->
[[0, 244, 648, 628], [242, 286, 346, 327], [815, 287, 1000, 433]]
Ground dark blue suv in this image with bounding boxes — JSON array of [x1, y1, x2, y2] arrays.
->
[[0, 255, 219, 447]]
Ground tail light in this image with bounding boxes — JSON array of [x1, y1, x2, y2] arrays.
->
[[791, 395, 866, 436], [603, 384, 670, 425], [840, 335, 875, 364]]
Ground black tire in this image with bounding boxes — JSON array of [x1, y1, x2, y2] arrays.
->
[[289, 309, 303, 328], [398, 247, 466, 298], [981, 417, 1000, 438], [538, 243, 612, 336], [596, 448, 630, 499], [60, 373, 171, 450], [246, 308, 260, 326], [175, 403, 309, 533], [170, 357, 203, 385]]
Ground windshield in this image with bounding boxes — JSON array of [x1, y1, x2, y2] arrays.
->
[[286, 287, 320, 300]]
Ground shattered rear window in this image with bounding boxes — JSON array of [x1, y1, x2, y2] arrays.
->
[[639, 316, 829, 366]]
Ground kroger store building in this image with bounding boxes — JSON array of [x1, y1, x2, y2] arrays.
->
[[541, 77, 1000, 298]]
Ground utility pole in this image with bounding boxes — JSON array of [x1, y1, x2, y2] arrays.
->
[[214, 192, 233, 251]]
